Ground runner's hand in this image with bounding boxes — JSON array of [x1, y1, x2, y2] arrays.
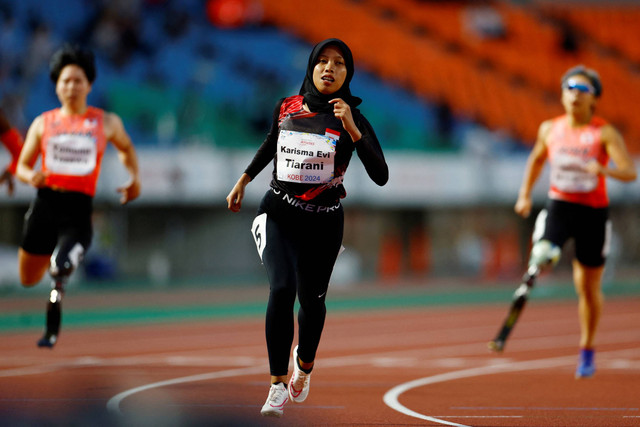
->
[[227, 173, 251, 212], [118, 179, 141, 204], [514, 195, 532, 218], [0, 169, 14, 196], [29, 170, 48, 188], [583, 160, 602, 176], [330, 98, 362, 142]]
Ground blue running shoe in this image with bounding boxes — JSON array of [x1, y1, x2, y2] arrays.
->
[[37, 333, 57, 348], [575, 348, 595, 379]]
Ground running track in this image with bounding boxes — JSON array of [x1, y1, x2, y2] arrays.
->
[[1, 283, 639, 426]]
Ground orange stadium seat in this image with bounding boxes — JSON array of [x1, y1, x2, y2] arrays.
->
[[257, 0, 640, 153]]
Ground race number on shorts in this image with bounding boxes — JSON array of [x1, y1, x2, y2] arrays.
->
[[251, 213, 267, 262]]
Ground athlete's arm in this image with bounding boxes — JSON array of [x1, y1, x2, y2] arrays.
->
[[583, 124, 637, 182], [0, 111, 10, 134], [515, 120, 551, 218], [352, 115, 388, 186], [229, 100, 283, 212], [105, 112, 141, 204], [16, 115, 48, 188], [226, 173, 251, 212], [244, 100, 282, 180], [0, 112, 24, 195]]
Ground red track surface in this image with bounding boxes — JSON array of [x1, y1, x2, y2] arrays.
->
[[2, 291, 639, 426]]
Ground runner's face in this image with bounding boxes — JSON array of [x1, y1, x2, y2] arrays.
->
[[56, 65, 92, 107], [312, 46, 348, 95], [561, 74, 596, 115]]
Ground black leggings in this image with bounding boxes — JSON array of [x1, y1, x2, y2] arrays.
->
[[256, 189, 343, 376]]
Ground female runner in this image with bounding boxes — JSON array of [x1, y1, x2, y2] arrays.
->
[[227, 38, 388, 417], [515, 65, 636, 378]]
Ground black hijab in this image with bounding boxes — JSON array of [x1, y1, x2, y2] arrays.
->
[[299, 38, 362, 115]]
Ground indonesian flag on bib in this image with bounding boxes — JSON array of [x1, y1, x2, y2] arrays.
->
[[325, 128, 340, 141]]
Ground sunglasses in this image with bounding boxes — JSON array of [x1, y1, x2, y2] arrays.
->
[[563, 79, 595, 95]]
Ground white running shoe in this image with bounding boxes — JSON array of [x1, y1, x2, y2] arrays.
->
[[288, 345, 311, 403], [260, 382, 288, 417]]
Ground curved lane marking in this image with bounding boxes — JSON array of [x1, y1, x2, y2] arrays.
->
[[383, 355, 578, 427], [106, 365, 266, 415]]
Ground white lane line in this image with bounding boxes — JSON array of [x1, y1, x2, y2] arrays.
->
[[61, 344, 637, 419], [0, 355, 266, 377], [453, 406, 640, 411], [106, 365, 266, 415], [0, 356, 106, 377], [0, 365, 63, 377], [383, 355, 577, 427], [383, 348, 640, 426], [436, 416, 523, 419]]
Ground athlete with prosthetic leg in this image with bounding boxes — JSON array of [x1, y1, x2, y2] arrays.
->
[[38, 238, 85, 347], [16, 45, 140, 348], [489, 238, 561, 353], [489, 66, 636, 380]]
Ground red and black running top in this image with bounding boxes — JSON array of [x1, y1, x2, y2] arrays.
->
[[244, 95, 388, 205]]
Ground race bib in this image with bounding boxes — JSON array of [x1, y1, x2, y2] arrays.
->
[[276, 130, 335, 184], [44, 134, 97, 176], [551, 153, 598, 193]]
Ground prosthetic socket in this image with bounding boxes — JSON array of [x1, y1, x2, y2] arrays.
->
[[48, 241, 84, 297], [517, 239, 562, 295]]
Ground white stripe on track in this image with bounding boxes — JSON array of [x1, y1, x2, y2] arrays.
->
[[106, 365, 267, 415], [383, 348, 640, 426], [100, 344, 639, 419], [383, 355, 577, 427]]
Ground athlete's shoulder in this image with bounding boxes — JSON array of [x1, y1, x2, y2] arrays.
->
[[279, 95, 304, 113], [102, 110, 126, 140], [41, 108, 61, 120], [549, 114, 567, 126], [282, 95, 303, 104], [590, 115, 608, 128], [538, 116, 561, 138], [278, 95, 305, 124], [37, 108, 60, 133], [599, 120, 622, 143], [86, 106, 105, 118]]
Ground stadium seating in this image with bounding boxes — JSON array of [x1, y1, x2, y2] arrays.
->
[[256, 0, 640, 153], [2, 0, 639, 153]]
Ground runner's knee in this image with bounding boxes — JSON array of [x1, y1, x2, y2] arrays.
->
[[529, 239, 561, 269], [18, 249, 50, 287], [49, 242, 85, 282], [20, 273, 42, 287]]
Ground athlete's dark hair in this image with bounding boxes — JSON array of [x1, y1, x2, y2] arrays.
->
[[561, 65, 602, 97], [49, 44, 96, 84]]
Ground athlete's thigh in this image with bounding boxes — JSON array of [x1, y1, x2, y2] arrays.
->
[[51, 225, 92, 272], [574, 207, 609, 267], [18, 248, 51, 286], [296, 210, 344, 295], [58, 212, 93, 253], [261, 214, 298, 292], [20, 196, 58, 256], [535, 200, 571, 247]]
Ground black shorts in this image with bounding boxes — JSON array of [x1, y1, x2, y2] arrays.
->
[[533, 199, 610, 267], [21, 188, 93, 255]]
